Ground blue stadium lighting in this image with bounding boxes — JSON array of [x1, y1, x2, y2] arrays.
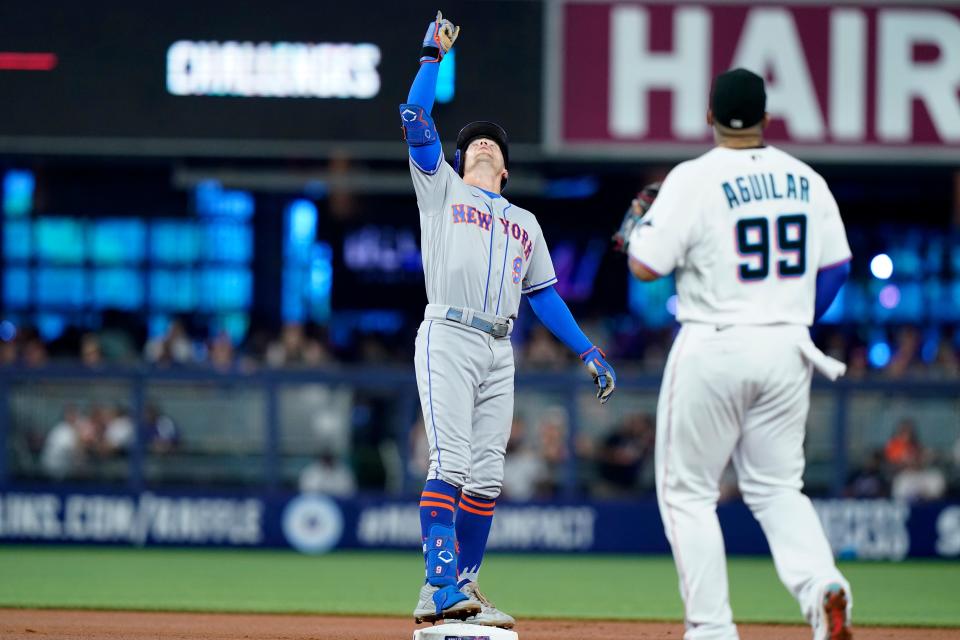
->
[[436, 49, 455, 103], [3, 169, 34, 216], [0, 320, 15, 342], [195, 180, 254, 219], [287, 199, 318, 251], [308, 243, 333, 323], [878, 284, 900, 310], [869, 253, 893, 280], [868, 342, 891, 368], [36, 314, 66, 341]]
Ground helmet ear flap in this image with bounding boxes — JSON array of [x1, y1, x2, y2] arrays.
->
[[454, 149, 462, 175]]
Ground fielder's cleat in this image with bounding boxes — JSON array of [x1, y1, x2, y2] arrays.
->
[[413, 583, 481, 624], [817, 583, 852, 640], [456, 581, 516, 629]]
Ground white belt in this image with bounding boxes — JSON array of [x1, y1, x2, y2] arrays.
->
[[424, 304, 513, 338]]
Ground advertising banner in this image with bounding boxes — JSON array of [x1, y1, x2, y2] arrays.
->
[[1, 488, 958, 560], [546, 1, 960, 162]]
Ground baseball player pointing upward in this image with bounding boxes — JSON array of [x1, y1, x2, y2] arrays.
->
[[616, 69, 853, 640], [400, 12, 616, 629]]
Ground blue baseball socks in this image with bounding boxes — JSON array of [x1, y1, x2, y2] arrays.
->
[[455, 493, 496, 587]]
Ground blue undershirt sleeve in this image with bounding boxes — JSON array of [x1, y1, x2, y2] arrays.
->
[[527, 285, 593, 356], [406, 62, 442, 171], [814, 260, 850, 322]]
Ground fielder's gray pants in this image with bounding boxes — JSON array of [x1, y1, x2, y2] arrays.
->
[[414, 318, 514, 500]]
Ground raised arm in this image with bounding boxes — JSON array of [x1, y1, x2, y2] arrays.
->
[[400, 12, 459, 173]]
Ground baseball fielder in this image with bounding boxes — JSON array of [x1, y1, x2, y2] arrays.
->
[[400, 12, 616, 629], [615, 69, 853, 640]]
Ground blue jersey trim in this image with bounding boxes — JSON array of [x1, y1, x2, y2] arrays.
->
[[495, 204, 512, 316], [426, 320, 441, 472], [522, 276, 558, 294], [481, 201, 496, 313]]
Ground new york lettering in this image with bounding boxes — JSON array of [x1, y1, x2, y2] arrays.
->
[[451, 204, 533, 260]]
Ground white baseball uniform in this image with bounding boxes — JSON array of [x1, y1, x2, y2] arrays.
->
[[410, 155, 557, 500], [628, 145, 853, 640]]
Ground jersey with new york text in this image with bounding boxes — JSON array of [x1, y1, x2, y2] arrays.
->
[[409, 155, 557, 320], [628, 145, 851, 326]]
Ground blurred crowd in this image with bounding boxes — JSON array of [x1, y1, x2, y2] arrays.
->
[[5, 317, 959, 498], [37, 403, 179, 481], [845, 418, 957, 503], [406, 410, 657, 501], [1, 317, 959, 380]]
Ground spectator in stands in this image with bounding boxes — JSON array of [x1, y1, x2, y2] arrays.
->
[[406, 418, 430, 488], [887, 326, 922, 378], [80, 332, 104, 368], [145, 319, 194, 366], [596, 412, 655, 496], [302, 335, 333, 366], [522, 325, 568, 369], [21, 334, 48, 368], [99, 404, 135, 456], [502, 416, 545, 501], [299, 450, 357, 497], [535, 407, 570, 497], [845, 345, 869, 380], [931, 334, 959, 379], [208, 332, 238, 372], [266, 322, 333, 367], [41, 405, 94, 479], [266, 322, 306, 366], [358, 335, 391, 364], [1, 332, 18, 366], [884, 418, 946, 502], [845, 449, 890, 498], [884, 419, 921, 468], [143, 404, 180, 455], [892, 454, 946, 502]]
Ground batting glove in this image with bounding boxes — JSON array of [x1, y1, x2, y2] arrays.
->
[[612, 181, 660, 253], [420, 11, 460, 63], [580, 346, 616, 405]]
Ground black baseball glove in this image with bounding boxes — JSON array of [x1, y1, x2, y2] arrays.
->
[[611, 181, 661, 253]]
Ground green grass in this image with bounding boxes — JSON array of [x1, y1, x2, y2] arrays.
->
[[1, 547, 958, 626]]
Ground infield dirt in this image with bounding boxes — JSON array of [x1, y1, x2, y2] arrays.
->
[[2, 609, 959, 640]]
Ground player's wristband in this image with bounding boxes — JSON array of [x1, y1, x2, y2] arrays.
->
[[580, 345, 606, 362], [420, 46, 441, 63]]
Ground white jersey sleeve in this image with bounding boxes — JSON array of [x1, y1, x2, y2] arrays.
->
[[627, 163, 701, 276], [521, 222, 558, 294], [409, 155, 456, 217], [818, 184, 852, 269]]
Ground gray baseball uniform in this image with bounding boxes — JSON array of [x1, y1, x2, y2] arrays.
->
[[410, 155, 557, 500]]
